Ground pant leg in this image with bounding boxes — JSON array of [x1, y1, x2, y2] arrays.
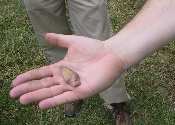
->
[[67, 0, 130, 104], [23, 0, 71, 63], [100, 75, 130, 104], [67, 0, 112, 40]]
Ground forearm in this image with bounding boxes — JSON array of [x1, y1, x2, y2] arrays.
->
[[105, 0, 175, 68]]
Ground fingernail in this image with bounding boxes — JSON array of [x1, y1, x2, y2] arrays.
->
[[19, 96, 28, 105], [42, 32, 47, 37], [9, 90, 16, 98]]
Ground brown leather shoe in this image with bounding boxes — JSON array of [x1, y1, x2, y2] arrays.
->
[[111, 103, 132, 125], [64, 100, 83, 117]]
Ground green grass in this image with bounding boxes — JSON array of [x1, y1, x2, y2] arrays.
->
[[0, 0, 175, 125]]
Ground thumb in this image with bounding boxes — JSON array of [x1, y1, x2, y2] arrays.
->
[[45, 33, 77, 48]]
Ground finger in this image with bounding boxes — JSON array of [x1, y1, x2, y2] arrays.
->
[[45, 33, 78, 48], [38, 91, 82, 109], [10, 77, 57, 98], [12, 66, 52, 87], [19, 85, 74, 105]]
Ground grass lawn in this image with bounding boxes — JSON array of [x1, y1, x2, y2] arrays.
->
[[0, 0, 175, 125]]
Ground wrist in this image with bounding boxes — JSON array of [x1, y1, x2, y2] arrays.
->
[[103, 39, 131, 70]]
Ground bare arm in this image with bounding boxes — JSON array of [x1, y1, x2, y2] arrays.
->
[[105, 0, 175, 68]]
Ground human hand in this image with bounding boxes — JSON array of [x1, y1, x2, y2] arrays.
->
[[10, 33, 125, 109]]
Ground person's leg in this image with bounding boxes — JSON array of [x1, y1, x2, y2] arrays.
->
[[100, 75, 130, 106], [67, 0, 129, 105], [23, 0, 71, 63], [23, 0, 83, 117], [67, 1, 131, 124], [67, 0, 112, 40]]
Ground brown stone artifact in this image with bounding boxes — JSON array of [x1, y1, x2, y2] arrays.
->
[[62, 67, 81, 87]]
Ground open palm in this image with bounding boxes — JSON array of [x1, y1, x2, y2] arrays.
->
[[10, 33, 124, 109]]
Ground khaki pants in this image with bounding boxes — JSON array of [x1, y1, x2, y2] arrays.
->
[[23, 0, 130, 104]]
